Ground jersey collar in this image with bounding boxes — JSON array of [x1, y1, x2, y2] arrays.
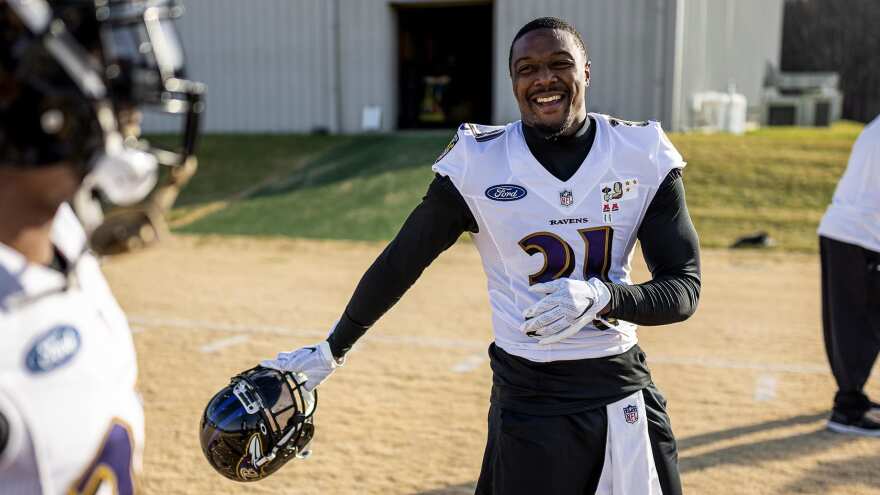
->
[[0, 204, 87, 312], [509, 113, 612, 213]]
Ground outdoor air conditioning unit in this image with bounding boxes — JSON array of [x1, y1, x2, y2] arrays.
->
[[762, 69, 842, 127], [765, 97, 836, 126], [766, 101, 797, 125]]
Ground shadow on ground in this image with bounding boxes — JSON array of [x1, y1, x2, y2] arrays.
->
[[678, 412, 827, 452], [679, 412, 863, 474], [407, 412, 877, 494], [783, 451, 880, 492]]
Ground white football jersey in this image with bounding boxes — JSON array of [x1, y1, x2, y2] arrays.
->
[[0, 204, 143, 495], [818, 114, 880, 253], [433, 114, 685, 362]]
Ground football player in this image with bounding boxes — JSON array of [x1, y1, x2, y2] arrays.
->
[[263, 17, 699, 494], [0, 0, 203, 493], [818, 113, 880, 437]]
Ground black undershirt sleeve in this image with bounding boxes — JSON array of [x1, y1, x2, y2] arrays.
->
[[327, 174, 476, 358], [604, 168, 702, 325]]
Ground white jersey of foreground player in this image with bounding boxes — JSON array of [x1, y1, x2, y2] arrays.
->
[[0, 204, 143, 495], [433, 113, 685, 363], [818, 115, 880, 253]]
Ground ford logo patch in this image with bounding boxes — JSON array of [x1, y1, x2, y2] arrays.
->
[[25, 325, 81, 373], [485, 184, 527, 202]]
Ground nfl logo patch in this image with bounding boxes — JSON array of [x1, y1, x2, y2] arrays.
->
[[623, 404, 639, 424], [560, 190, 573, 207]]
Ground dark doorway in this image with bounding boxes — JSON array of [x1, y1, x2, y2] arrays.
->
[[396, 4, 493, 129]]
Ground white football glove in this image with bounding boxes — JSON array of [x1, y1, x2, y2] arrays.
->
[[260, 340, 343, 392], [520, 277, 612, 345]]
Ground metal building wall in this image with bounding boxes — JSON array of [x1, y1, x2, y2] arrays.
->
[[336, 0, 397, 132], [677, 0, 783, 129], [143, 0, 781, 133], [493, 0, 679, 127], [143, 0, 338, 133]]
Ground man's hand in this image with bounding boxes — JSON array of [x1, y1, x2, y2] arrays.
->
[[260, 341, 342, 392], [520, 278, 611, 345]]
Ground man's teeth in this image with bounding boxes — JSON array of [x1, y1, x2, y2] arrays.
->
[[536, 95, 562, 104]]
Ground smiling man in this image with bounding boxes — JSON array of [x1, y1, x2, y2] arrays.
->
[[261, 17, 700, 494], [510, 19, 590, 140]]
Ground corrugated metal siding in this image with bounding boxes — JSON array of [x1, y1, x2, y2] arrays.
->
[[337, 0, 397, 132], [143, 0, 336, 133], [142, 0, 781, 133], [493, 0, 675, 126], [678, 0, 783, 128]]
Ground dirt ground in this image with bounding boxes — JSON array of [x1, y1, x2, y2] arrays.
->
[[102, 235, 880, 495]]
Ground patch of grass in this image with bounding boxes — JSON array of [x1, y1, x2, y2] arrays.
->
[[674, 122, 861, 250], [178, 133, 452, 240], [148, 133, 346, 206], [175, 123, 863, 251]]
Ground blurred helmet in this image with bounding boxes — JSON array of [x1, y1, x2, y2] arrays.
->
[[200, 366, 317, 482], [1, 0, 205, 253]]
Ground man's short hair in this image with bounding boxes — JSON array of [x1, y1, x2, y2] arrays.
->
[[508, 17, 588, 74]]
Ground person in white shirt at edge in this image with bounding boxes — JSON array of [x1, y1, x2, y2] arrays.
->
[[818, 114, 880, 437], [263, 17, 700, 495], [0, 0, 203, 493]]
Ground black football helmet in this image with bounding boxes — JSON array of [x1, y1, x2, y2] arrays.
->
[[200, 366, 317, 482], [1, 0, 205, 254], [2, 0, 203, 170]]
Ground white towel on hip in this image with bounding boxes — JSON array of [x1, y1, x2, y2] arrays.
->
[[595, 389, 663, 494]]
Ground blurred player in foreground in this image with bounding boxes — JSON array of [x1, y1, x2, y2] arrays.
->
[[0, 0, 203, 492], [818, 114, 880, 437], [260, 17, 700, 494]]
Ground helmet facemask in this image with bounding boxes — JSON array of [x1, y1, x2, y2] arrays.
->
[[233, 367, 317, 462]]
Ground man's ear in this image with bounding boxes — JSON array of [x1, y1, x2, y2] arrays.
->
[[585, 60, 591, 88]]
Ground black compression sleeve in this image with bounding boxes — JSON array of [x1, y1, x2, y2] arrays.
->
[[605, 168, 701, 325], [326, 175, 476, 358]]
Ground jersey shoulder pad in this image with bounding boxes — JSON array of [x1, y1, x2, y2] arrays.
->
[[597, 114, 684, 176], [595, 113, 660, 139], [648, 121, 685, 173], [432, 122, 510, 181], [606, 116, 652, 128], [591, 113, 657, 128], [432, 125, 469, 180], [461, 122, 506, 143]]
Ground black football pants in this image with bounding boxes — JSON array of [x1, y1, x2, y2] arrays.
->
[[474, 383, 681, 495], [820, 236, 880, 419]]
